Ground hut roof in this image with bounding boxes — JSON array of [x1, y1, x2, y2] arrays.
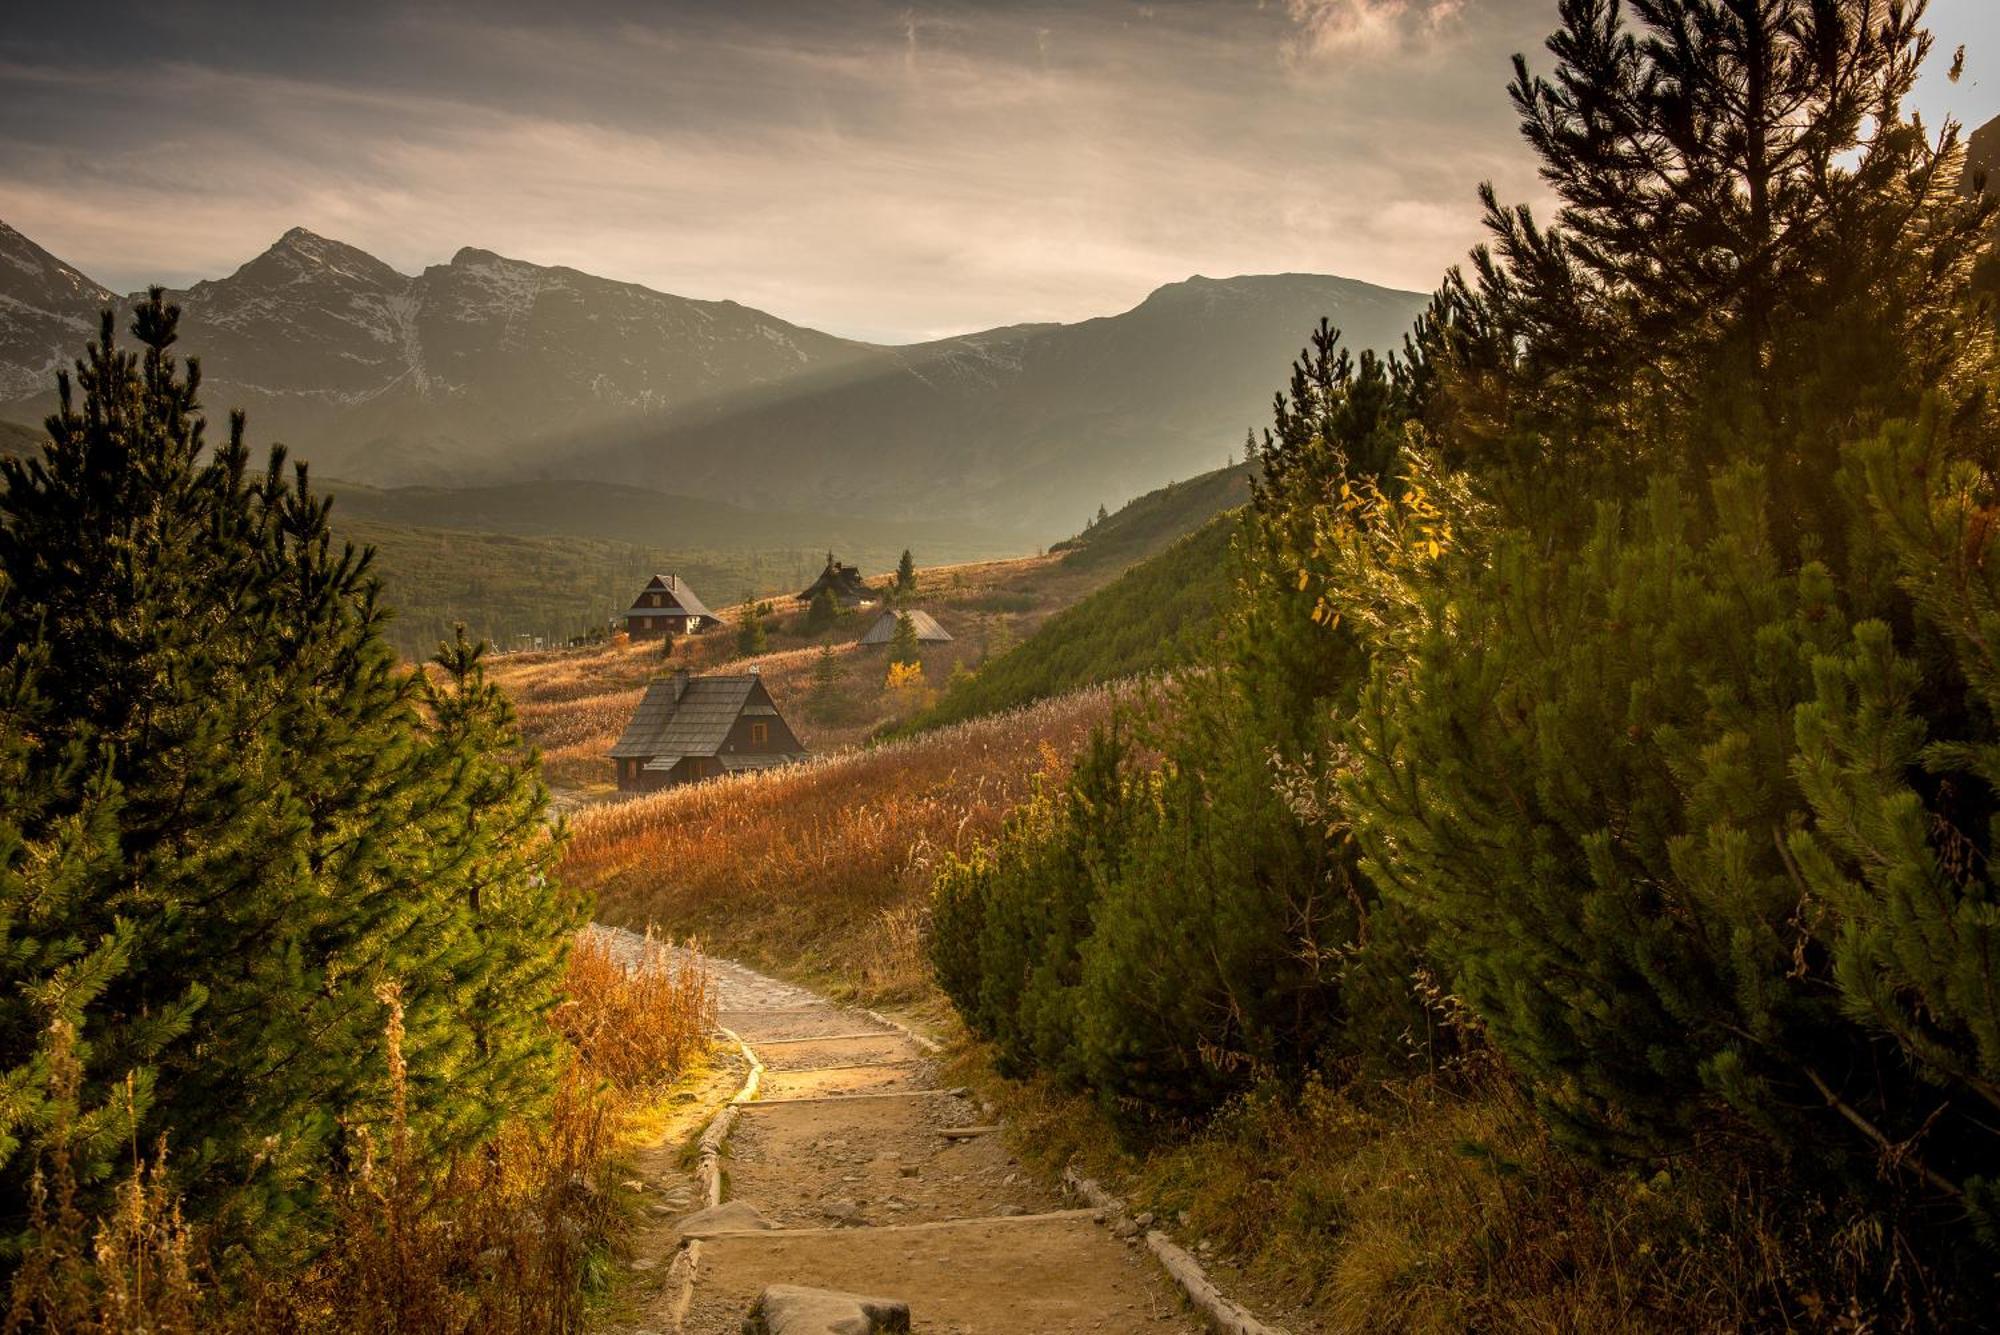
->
[[859, 608, 954, 645], [623, 573, 715, 620], [610, 672, 758, 759], [798, 559, 877, 604]]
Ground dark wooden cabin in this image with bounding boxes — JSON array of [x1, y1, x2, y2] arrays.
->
[[797, 555, 878, 608], [622, 574, 717, 640], [609, 669, 808, 792]]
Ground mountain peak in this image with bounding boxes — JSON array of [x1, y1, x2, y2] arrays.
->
[[238, 227, 406, 290]]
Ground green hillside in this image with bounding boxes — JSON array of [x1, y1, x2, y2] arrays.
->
[[343, 519, 802, 660], [891, 510, 1237, 736], [1050, 463, 1251, 573], [326, 477, 1024, 565]]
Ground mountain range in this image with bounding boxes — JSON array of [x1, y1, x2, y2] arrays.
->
[[0, 219, 1426, 539]]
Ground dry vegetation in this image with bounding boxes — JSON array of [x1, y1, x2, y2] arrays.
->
[[953, 1040, 1883, 1334], [562, 686, 1123, 1005], [5, 934, 715, 1334], [489, 551, 1113, 794]]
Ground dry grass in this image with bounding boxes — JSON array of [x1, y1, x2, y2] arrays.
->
[[953, 1042, 1934, 1334], [563, 686, 1124, 1004], [5, 934, 716, 1333], [488, 551, 1110, 794], [553, 929, 716, 1094]]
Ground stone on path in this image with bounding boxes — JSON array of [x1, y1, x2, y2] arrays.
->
[[679, 1199, 776, 1238], [741, 1283, 911, 1334]]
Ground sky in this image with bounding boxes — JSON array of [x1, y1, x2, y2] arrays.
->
[[2, 0, 1996, 345]]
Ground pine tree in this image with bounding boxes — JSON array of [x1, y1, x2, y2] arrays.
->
[[736, 602, 768, 656], [888, 611, 921, 666], [0, 295, 581, 1260], [805, 585, 837, 634], [895, 549, 917, 598]]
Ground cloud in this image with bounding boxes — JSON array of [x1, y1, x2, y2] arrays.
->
[[0, 0, 1554, 342], [1281, 0, 1470, 61]]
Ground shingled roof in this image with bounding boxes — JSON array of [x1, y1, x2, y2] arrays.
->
[[609, 673, 758, 760], [623, 573, 716, 620], [858, 608, 954, 645]]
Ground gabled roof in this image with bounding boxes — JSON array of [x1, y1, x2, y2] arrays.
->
[[624, 573, 716, 620], [799, 559, 877, 604], [859, 608, 954, 645], [610, 673, 759, 759]]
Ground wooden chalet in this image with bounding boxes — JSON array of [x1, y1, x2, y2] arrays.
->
[[609, 669, 807, 792], [858, 607, 953, 646], [797, 555, 878, 608], [622, 574, 717, 640]]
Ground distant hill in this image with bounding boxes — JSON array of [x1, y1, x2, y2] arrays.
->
[[558, 274, 1422, 537], [325, 477, 1022, 566], [0, 220, 1425, 539], [1050, 463, 1252, 573], [891, 511, 1238, 736], [0, 418, 43, 460]]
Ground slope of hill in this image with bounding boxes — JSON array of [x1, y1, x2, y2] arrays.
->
[[0, 418, 42, 459], [891, 511, 1238, 736], [326, 477, 1022, 563], [0, 221, 116, 404], [1051, 463, 1252, 573], [0, 220, 1424, 537], [560, 274, 1422, 534]]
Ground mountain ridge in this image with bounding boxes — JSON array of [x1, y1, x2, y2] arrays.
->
[[0, 220, 1427, 536]]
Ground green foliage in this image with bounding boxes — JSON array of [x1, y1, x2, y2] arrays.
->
[[804, 585, 838, 634], [888, 611, 921, 667], [931, 727, 1134, 1086], [895, 549, 916, 597], [0, 295, 583, 1264], [1341, 465, 1863, 1157], [735, 602, 769, 657]]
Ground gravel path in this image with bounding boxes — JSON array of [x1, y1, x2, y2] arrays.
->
[[590, 927, 1205, 1335]]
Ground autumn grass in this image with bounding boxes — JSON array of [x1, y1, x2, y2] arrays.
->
[[5, 933, 715, 1333], [563, 686, 1123, 1006], [950, 1035, 1933, 1333]]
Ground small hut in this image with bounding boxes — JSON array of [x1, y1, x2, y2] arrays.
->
[[621, 574, 717, 640], [858, 608, 953, 646], [608, 668, 808, 791], [797, 554, 878, 608]]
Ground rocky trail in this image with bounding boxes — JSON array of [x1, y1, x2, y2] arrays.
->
[[595, 930, 1226, 1335]]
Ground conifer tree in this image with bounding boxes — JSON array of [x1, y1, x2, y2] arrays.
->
[[895, 550, 917, 597], [805, 585, 837, 634], [0, 295, 581, 1259], [736, 602, 768, 656], [888, 611, 921, 667]]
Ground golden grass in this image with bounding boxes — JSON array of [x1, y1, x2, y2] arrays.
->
[[952, 1043, 1914, 1334], [563, 685, 1123, 1004]]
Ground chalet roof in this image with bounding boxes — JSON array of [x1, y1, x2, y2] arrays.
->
[[798, 559, 877, 604], [623, 573, 715, 620], [858, 608, 954, 645], [610, 672, 758, 759]]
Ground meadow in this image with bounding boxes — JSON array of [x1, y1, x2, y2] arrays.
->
[[559, 686, 1124, 1005], [490, 550, 1108, 793]]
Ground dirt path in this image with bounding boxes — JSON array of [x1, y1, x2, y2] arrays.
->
[[595, 929, 1206, 1334]]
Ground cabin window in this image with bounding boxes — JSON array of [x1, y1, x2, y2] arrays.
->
[[651, 593, 663, 607], [750, 722, 769, 744]]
